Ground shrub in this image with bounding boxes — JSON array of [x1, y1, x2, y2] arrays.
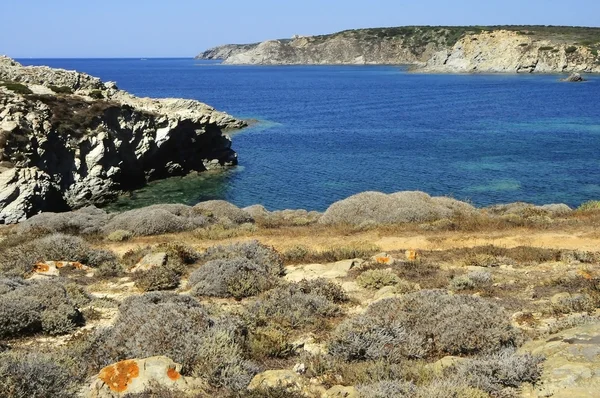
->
[[88, 292, 257, 390], [89, 89, 104, 99], [0, 279, 83, 337], [415, 379, 488, 398], [450, 270, 493, 291], [551, 293, 597, 315], [103, 204, 209, 236], [458, 349, 544, 394], [0, 351, 79, 398], [193, 223, 256, 240], [296, 278, 348, 303], [201, 241, 285, 277], [105, 229, 132, 242], [283, 242, 381, 264], [449, 275, 475, 291], [248, 281, 343, 330], [565, 45, 578, 54], [16, 206, 110, 235], [0, 82, 33, 94], [320, 191, 474, 226], [189, 257, 279, 299], [329, 290, 521, 362], [357, 380, 416, 398], [194, 200, 254, 225], [0, 233, 118, 277], [578, 200, 600, 212], [357, 269, 401, 290], [539, 46, 554, 51], [48, 85, 74, 94], [134, 265, 181, 292]]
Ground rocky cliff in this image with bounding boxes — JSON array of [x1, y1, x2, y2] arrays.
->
[[0, 56, 246, 223], [197, 26, 600, 73]]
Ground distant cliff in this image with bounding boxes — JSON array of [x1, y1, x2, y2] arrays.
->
[[196, 26, 600, 73]]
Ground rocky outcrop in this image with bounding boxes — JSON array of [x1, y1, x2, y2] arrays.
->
[[197, 26, 600, 73], [563, 72, 586, 82], [87, 356, 207, 397], [423, 30, 600, 73], [0, 56, 247, 223]]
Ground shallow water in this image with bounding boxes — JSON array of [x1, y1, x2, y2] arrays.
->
[[18, 58, 600, 211]]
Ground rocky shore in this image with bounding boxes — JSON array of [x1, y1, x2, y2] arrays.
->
[[197, 26, 600, 74], [0, 56, 247, 223]]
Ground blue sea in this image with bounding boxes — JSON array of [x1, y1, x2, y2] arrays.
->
[[18, 58, 600, 211]]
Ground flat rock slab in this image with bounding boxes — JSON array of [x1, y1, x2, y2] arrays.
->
[[131, 252, 167, 273], [285, 259, 362, 282], [521, 322, 600, 397]]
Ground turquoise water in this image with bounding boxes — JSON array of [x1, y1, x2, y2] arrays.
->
[[18, 58, 600, 210]]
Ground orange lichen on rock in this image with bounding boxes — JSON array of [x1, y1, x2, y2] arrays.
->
[[98, 359, 140, 393], [72, 261, 85, 270], [167, 367, 181, 381], [56, 261, 65, 268], [33, 262, 50, 272], [375, 256, 392, 264], [405, 250, 419, 261]]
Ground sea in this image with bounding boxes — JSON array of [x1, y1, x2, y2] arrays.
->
[[17, 58, 600, 211]]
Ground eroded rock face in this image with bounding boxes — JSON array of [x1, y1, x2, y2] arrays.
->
[[0, 57, 247, 223], [424, 30, 600, 74], [87, 356, 207, 397]]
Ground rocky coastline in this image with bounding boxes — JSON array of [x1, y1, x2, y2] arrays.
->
[[197, 26, 600, 74], [0, 56, 247, 223]]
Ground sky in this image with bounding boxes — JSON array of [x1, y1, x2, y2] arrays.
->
[[3, 0, 600, 58]]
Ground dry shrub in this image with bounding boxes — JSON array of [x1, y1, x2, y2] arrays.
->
[[320, 191, 474, 226], [194, 223, 257, 240], [283, 242, 380, 264], [0, 278, 83, 337], [201, 240, 284, 277], [194, 200, 254, 225], [248, 280, 346, 330], [357, 380, 416, 398], [134, 265, 181, 292], [103, 204, 209, 236], [329, 290, 521, 362], [0, 351, 80, 398], [88, 292, 257, 391], [15, 206, 110, 235], [0, 233, 117, 277]]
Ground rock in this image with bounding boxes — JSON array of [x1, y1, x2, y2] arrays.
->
[[131, 252, 168, 273], [324, 385, 359, 398], [247, 369, 306, 393], [562, 72, 585, 82], [0, 57, 247, 223], [372, 252, 395, 265], [293, 363, 307, 374], [285, 259, 360, 282], [405, 250, 419, 261], [87, 356, 207, 398], [373, 285, 400, 301], [28, 261, 89, 279], [520, 322, 600, 397]]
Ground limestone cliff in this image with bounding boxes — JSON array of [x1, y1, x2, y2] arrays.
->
[[197, 26, 600, 73], [0, 56, 246, 223]]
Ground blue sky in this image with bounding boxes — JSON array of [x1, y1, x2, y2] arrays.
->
[[3, 0, 600, 58]]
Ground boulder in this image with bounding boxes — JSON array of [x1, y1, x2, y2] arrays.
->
[[372, 252, 395, 265], [28, 261, 89, 279], [131, 252, 168, 273], [87, 356, 206, 397], [562, 72, 585, 82]]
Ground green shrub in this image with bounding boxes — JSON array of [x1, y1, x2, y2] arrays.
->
[[565, 46, 578, 54], [0, 351, 79, 398], [89, 89, 104, 99], [329, 290, 521, 362], [103, 204, 209, 236], [0, 279, 83, 337], [578, 200, 600, 212], [538, 46, 554, 51], [88, 292, 257, 390], [0, 233, 118, 277], [357, 269, 401, 290], [248, 281, 344, 329], [48, 85, 74, 94], [0, 82, 33, 94]]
